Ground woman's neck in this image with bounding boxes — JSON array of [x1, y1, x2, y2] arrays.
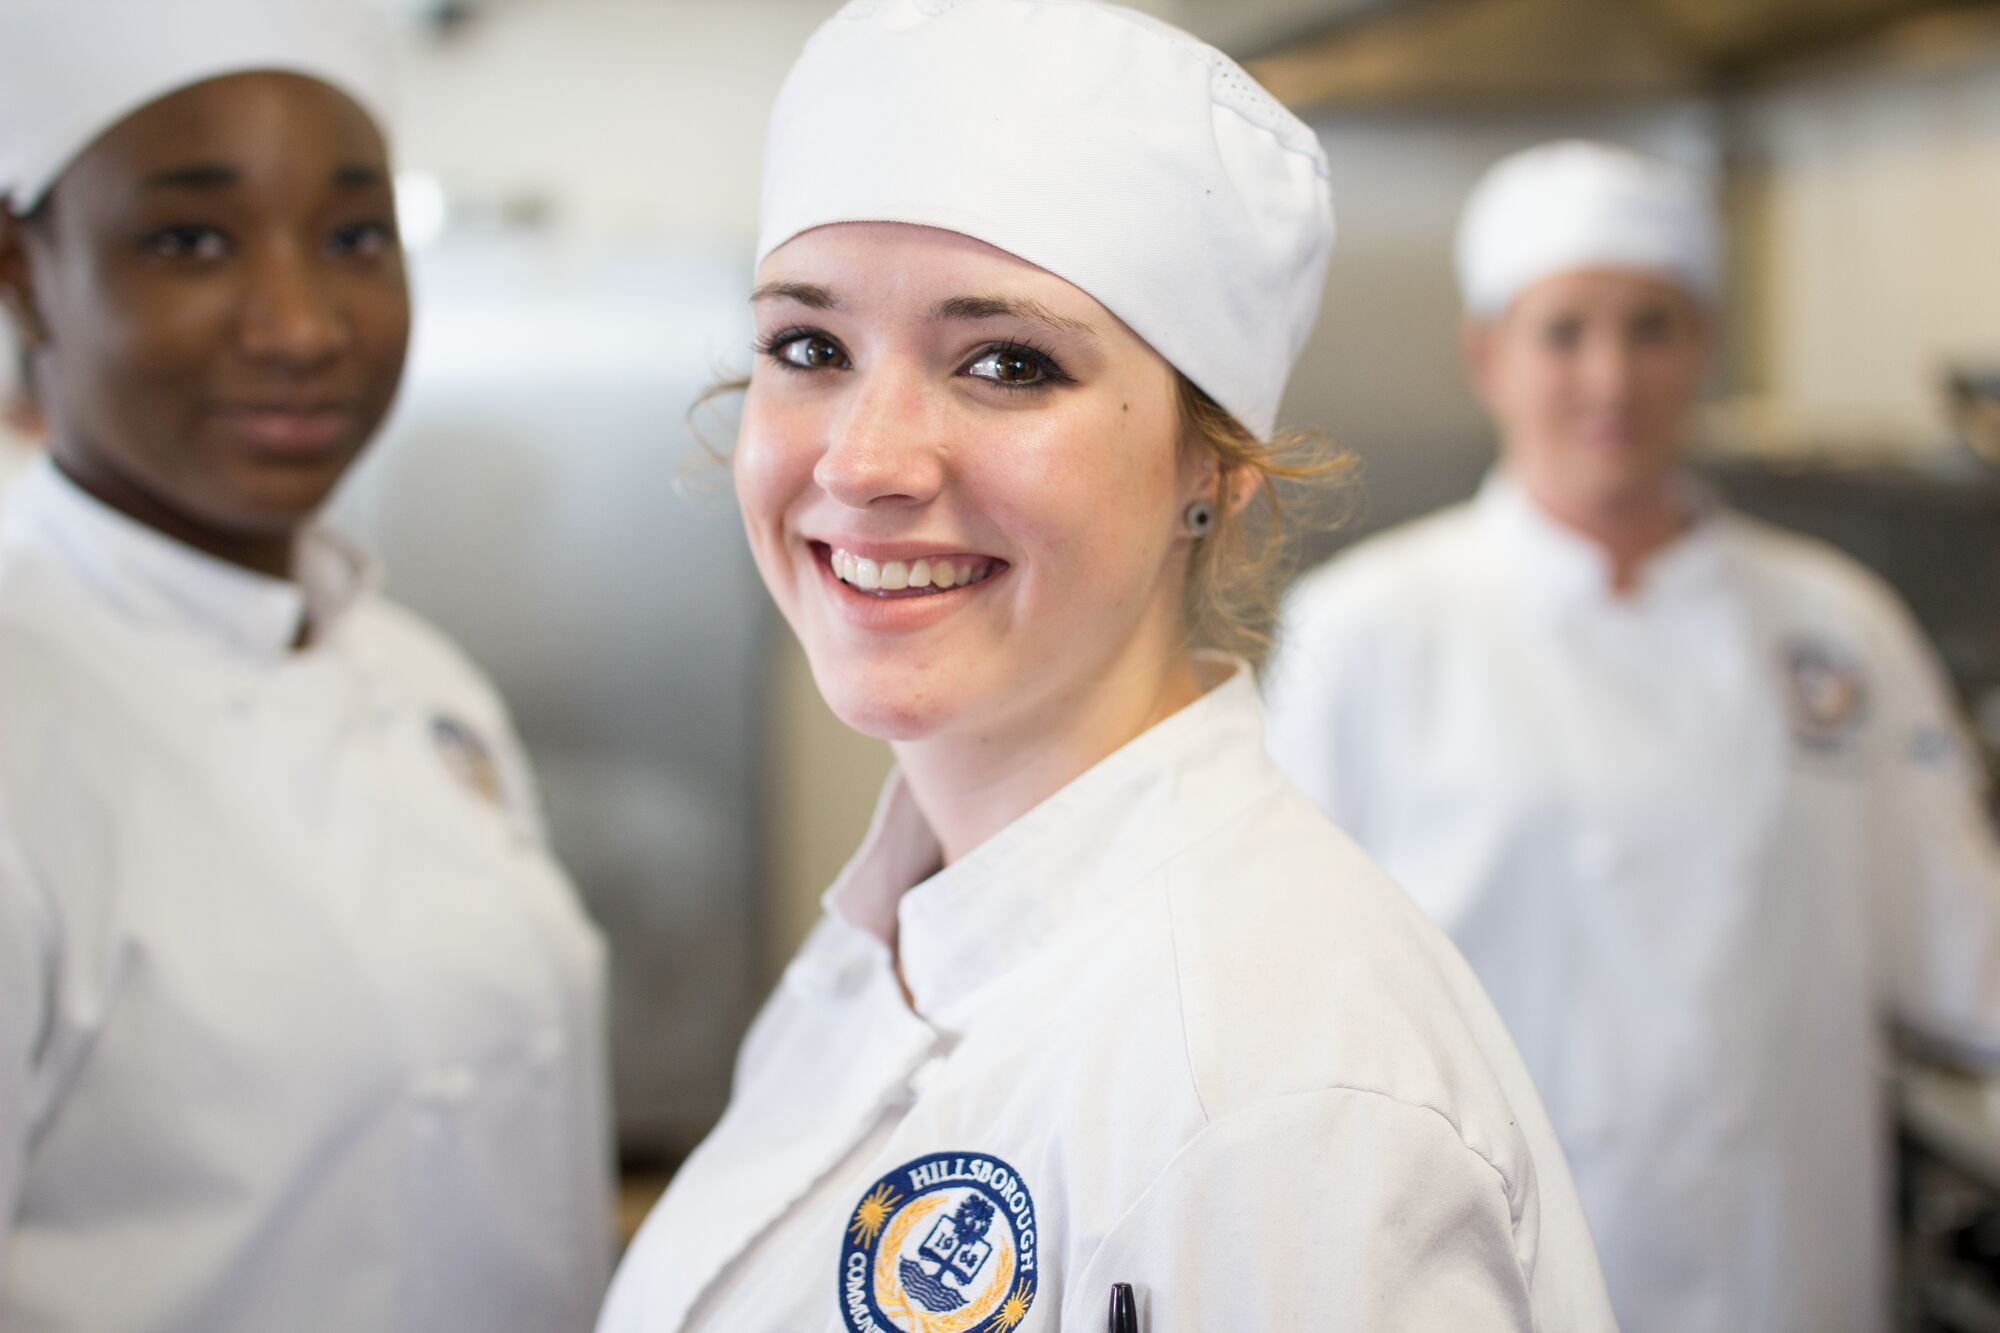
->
[[52, 447, 299, 580], [892, 644, 1206, 868], [1514, 467, 1689, 595]]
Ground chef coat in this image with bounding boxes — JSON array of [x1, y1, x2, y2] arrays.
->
[[0, 456, 614, 1333], [0, 430, 32, 494], [600, 657, 1617, 1333], [1264, 471, 2000, 1333]]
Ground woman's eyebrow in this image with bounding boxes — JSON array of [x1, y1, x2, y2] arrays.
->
[[934, 293, 1096, 338], [751, 280, 838, 309], [140, 162, 239, 191], [332, 164, 389, 190]]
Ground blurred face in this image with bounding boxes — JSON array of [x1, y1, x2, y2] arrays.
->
[[738, 222, 1201, 745], [1467, 268, 1711, 521], [0, 72, 409, 565]]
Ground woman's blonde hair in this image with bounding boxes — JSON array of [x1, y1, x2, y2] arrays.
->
[[689, 371, 1354, 667], [1174, 375, 1353, 666]]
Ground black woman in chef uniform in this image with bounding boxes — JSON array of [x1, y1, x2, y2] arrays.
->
[[0, 3, 613, 1330], [599, 4, 1617, 1331], [1266, 139, 2000, 1333]]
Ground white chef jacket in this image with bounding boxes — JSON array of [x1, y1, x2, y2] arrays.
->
[[0, 430, 32, 494], [1265, 471, 2000, 1333], [600, 657, 1617, 1333], [0, 456, 614, 1333]]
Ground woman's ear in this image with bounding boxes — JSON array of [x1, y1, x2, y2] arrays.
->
[[1220, 462, 1261, 519], [1181, 445, 1261, 523], [1461, 315, 1500, 414], [0, 210, 50, 350]]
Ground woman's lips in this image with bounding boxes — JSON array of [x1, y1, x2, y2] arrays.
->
[[210, 404, 356, 454]]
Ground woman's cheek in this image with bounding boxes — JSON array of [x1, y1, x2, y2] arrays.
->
[[734, 410, 813, 523]]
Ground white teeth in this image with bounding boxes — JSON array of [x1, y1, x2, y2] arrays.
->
[[827, 546, 1000, 595]]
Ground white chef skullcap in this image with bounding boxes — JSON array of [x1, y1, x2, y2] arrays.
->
[[1456, 139, 1721, 319], [757, 0, 1334, 440], [0, 0, 396, 213]]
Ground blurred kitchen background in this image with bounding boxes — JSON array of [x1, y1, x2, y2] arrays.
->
[[9, 0, 1996, 1314]]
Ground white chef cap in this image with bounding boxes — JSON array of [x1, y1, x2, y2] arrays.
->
[[0, 0, 396, 213], [1455, 139, 1721, 320], [757, 0, 1334, 440]]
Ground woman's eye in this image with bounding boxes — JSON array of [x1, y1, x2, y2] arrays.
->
[[966, 346, 1056, 387], [140, 225, 231, 263], [1630, 309, 1677, 345], [771, 334, 847, 370], [1541, 319, 1583, 353], [329, 221, 397, 261]]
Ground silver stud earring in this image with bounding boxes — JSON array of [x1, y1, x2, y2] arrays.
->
[[1183, 499, 1216, 538]]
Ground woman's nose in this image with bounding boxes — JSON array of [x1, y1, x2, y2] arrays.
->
[[1578, 329, 1640, 401], [238, 242, 349, 371], [812, 363, 947, 509]]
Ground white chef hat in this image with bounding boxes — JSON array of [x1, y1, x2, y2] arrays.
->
[[757, 0, 1334, 440], [1455, 139, 1721, 320], [0, 0, 396, 213]]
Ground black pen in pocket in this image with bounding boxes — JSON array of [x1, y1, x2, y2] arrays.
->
[[1108, 1281, 1138, 1333]]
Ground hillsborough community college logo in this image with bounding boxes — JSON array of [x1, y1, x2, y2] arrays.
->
[[837, 1151, 1039, 1333]]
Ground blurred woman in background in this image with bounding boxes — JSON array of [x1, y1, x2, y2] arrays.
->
[[602, 4, 1615, 1330], [0, 3, 611, 1329], [1266, 138, 2000, 1333]]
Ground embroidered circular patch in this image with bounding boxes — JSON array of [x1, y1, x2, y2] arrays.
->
[[838, 1151, 1038, 1333], [430, 714, 504, 806], [1783, 638, 1869, 752]]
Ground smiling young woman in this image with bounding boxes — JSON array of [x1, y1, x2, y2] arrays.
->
[[599, 5, 1617, 1332], [0, 4, 611, 1331]]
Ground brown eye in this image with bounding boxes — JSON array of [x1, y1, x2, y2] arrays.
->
[[141, 225, 231, 263], [329, 221, 397, 261], [965, 344, 1067, 389], [969, 349, 1040, 384], [1541, 317, 1583, 353], [1630, 307, 1677, 345], [776, 334, 846, 370]]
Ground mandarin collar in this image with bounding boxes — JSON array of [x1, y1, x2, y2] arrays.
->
[[1476, 467, 1727, 623], [822, 655, 1279, 1030], [0, 454, 376, 664]]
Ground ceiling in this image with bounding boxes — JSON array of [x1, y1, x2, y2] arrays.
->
[[1194, 0, 2000, 107], [373, 0, 2000, 107]]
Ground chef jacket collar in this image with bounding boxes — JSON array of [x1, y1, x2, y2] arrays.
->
[[1477, 466, 1726, 622], [4, 454, 375, 663], [824, 653, 1268, 1030]]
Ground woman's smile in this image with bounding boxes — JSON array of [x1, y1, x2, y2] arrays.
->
[[805, 539, 1011, 632]]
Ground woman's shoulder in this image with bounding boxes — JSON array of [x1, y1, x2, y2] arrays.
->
[[1720, 509, 1909, 619], [1158, 790, 1552, 1196], [339, 592, 513, 722]]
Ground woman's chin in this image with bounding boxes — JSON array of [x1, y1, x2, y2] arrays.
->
[[824, 689, 954, 744], [810, 661, 971, 745]]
